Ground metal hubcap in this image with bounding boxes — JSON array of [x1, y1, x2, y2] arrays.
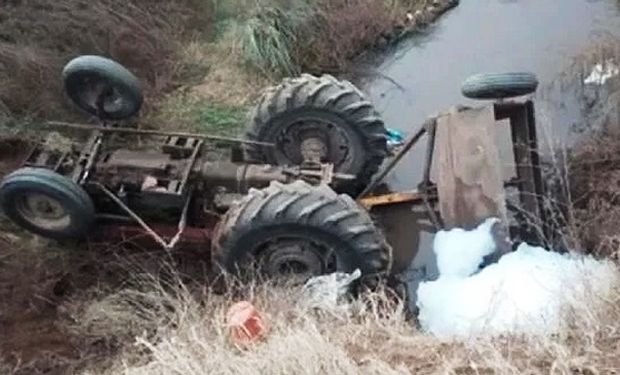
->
[[15, 193, 70, 231]]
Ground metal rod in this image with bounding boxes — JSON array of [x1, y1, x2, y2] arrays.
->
[[357, 119, 431, 199], [93, 183, 191, 251], [45, 121, 276, 148], [167, 190, 192, 250], [419, 120, 443, 230], [299, 169, 356, 180], [53, 152, 68, 172], [178, 140, 203, 193], [71, 132, 99, 182], [80, 133, 102, 183], [94, 183, 169, 249]]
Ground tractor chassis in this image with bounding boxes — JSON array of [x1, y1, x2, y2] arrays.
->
[[9, 99, 548, 277], [17, 122, 356, 253]]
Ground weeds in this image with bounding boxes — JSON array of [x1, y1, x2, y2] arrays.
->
[[58, 263, 620, 375], [0, 0, 439, 126], [219, 0, 430, 78], [0, 0, 208, 119], [235, 6, 308, 77], [195, 104, 248, 136], [153, 92, 248, 136], [303, 0, 400, 72]]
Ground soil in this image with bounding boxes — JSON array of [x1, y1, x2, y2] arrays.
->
[[0, 140, 81, 374]]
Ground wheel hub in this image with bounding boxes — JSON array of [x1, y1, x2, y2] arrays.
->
[[81, 79, 124, 114], [277, 120, 352, 168], [259, 238, 335, 278], [300, 137, 328, 163], [15, 193, 70, 231]]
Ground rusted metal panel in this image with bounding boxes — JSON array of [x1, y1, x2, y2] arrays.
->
[[495, 100, 547, 243], [369, 202, 437, 275], [434, 105, 508, 230]]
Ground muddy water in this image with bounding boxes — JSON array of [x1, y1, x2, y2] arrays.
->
[[362, 0, 620, 288], [366, 0, 620, 188]]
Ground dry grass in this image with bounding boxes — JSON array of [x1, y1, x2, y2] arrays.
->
[[186, 41, 271, 107], [567, 134, 620, 259], [222, 0, 443, 76], [51, 265, 620, 375], [0, 0, 456, 133], [299, 0, 402, 73], [0, 0, 208, 119], [539, 36, 620, 257]]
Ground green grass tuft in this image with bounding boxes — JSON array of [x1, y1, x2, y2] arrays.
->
[[194, 104, 248, 137], [153, 92, 248, 137], [218, 1, 316, 77], [238, 7, 302, 76]]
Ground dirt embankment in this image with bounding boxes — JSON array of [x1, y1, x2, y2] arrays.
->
[[0, 0, 210, 120]]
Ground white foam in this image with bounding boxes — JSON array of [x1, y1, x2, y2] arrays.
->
[[584, 60, 619, 85], [417, 220, 619, 338], [434, 218, 499, 278]]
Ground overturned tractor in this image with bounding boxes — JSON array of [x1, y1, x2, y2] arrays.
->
[[0, 56, 544, 288], [1, 56, 393, 283]]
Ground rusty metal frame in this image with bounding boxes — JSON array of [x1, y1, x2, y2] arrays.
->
[[495, 100, 548, 243], [359, 100, 548, 254], [13, 100, 547, 256], [92, 182, 193, 251], [178, 140, 204, 194], [45, 121, 276, 148], [358, 118, 443, 230]]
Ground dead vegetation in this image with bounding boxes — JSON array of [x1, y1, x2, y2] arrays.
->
[[0, 0, 455, 126], [542, 37, 620, 258], [0, 0, 210, 119], [10, 265, 613, 375]]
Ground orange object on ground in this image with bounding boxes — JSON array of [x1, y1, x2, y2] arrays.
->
[[226, 301, 266, 346]]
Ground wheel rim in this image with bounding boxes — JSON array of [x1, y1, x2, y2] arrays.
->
[[77, 77, 126, 115], [273, 117, 357, 169], [15, 193, 71, 231], [255, 237, 338, 278]]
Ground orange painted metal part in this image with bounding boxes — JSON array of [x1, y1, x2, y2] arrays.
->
[[226, 301, 266, 347], [359, 190, 425, 209]]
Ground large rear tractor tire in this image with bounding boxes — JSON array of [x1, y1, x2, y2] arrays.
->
[[0, 168, 95, 240], [243, 74, 388, 195], [212, 180, 392, 283]]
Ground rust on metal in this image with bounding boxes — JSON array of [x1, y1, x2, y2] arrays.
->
[[434, 105, 508, 230], [45, 121, 276, 147], [359, 191, 426, 209], [357, 119, 431, 198]]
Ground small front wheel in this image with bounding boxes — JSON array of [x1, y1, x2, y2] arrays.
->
[[63, 55, 143, 120], [461, 72, 539, 100], [0, 168, 95, 239]]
